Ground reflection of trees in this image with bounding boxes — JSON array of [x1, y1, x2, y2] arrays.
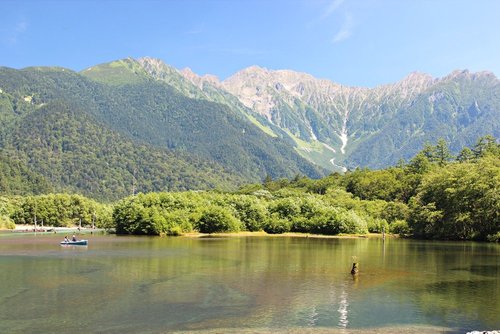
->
[[387, 240, 500, 329], [217, 237, 373, 328], [416, 278, 499, 328], [105, 236, 375, 328], [3, 236, 497, 332]]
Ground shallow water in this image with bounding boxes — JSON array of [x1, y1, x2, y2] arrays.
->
[[0, 234, 498, 333]]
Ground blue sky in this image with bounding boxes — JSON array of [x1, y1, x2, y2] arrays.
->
[[1, 0, 499, 87]]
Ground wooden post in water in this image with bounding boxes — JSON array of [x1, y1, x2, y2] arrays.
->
[[351, 262, 359, 275], [351, 256, 359, 275]]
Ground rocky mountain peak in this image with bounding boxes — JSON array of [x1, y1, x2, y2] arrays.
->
[[446, 69, 471, 79], [222, 66, 347, 121], [238, 65, 269, 75], [225, 66, 319, 86], [179, 67, 197, 79], [136, 56, 193, 90], [179, 67, 220, 88], [137, 57, 181, 80], [374, 71, 436, 100], [441, 69, 498, 84], [401, 71, 434, 84], [137, 56, 168, 70]]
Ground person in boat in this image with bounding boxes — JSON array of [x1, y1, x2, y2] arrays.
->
[[72, 234, 77, 242], [64, 236, 69, 243]]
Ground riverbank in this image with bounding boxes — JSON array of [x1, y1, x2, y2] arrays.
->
[[2, 224, 396, 239], [182, 231, 397, 239], [0, 224, 105, 234]]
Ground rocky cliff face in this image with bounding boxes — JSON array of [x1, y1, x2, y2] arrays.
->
[[220, 66, 498, 169], [134, 57, 499, 170], [179, 67, 220, 89], [221, 67, 436, 137]]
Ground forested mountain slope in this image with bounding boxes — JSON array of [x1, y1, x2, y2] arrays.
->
[[0, 64, 324, 200], [0, 152, 52, 195], [81, 60, 325, 179], [0, 98, 245, 200]]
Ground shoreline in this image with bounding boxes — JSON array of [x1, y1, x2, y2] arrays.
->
[[0, 224, 104, 234], [2, 225, 397, 239], [181, 231, 397, 239], [13, 224, 94, 231]]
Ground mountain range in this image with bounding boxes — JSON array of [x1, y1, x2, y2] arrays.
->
[[180, 61, 499, 171], [0, 57, 498, 200]]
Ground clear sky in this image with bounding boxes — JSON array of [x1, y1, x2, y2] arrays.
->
[[1, 0, 499, 87]]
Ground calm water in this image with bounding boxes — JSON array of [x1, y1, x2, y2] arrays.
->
[[0, 234, 498, 333]]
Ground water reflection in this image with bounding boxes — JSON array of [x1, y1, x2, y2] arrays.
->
[[337, 285, 349, 328], [0, 234, 498, 333]]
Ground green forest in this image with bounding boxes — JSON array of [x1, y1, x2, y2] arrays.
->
[[0, 65, 324, 199], [1, 136, 498, 241]]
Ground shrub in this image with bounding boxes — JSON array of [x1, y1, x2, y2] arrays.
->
[[310, 210, 342, 235], [291, 216, 314, 233], [196, 206, 241, 233], [337, 210, 368, 234], [305, 208, 368, 235], [268, 198, 301, 220], [0, 215, 15, 229], [486, 232, 500, 242], [390, 220, 411, 236], [367, 217, 389, 233], [263, 213, 291, 234], [161, 210, 193, 235], [168, 226, 182, 236], [231, 197, 267, 232], [381, 202, 410, 223]]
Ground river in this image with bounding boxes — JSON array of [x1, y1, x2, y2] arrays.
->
[[0, 234, 498, 333]]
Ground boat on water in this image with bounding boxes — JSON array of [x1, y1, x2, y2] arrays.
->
[[60, 240, 88, 246]]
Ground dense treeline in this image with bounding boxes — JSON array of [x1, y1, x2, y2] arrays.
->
[[111, 136, 499, 241], [0, 196, 16, 229], [0, 193, 112, 229], [1, 136, 498, 241], [112, 190, 382, 236]]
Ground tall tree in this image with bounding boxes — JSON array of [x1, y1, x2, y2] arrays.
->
[[473, 135, 499, 158], [434, 138, 452, 166], [456, 147, 474, 163]]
